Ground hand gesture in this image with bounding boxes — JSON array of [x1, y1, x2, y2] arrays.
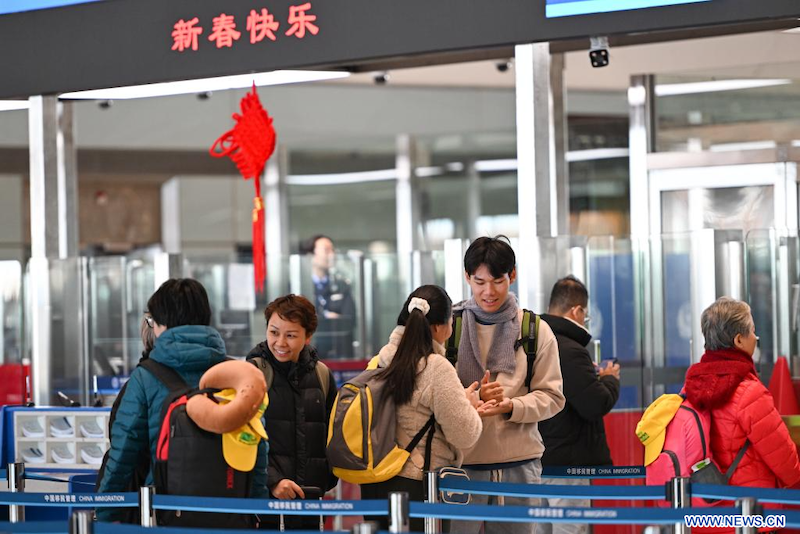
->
[[479, 370, 504, 404], [476, 397, 513, 417], [598, 360, 620, 380], [272, 479, 305, 500]]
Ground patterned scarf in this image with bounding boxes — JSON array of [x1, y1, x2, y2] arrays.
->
[[455, 293, 520, 386]]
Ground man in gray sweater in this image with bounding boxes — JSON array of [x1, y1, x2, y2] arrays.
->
[[450, 236, 565, 534]]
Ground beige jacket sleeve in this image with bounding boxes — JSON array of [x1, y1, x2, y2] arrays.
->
[[422, 354, 483, 450], [507, 319, 565, 424]]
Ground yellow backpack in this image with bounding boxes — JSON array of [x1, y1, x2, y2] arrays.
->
[[325, 368, 435, 484]]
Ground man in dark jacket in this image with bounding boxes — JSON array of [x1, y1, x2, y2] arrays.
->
[[539, 276, 620, 534]]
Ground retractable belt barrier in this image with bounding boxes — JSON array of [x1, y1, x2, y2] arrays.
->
[[0, 521, 69, 533], [438, 478, 664, 500], [0, 491, 139, 507], [411, 502, 747, 524], [540, 466, 646, 478], [152, 495, 387, 516]]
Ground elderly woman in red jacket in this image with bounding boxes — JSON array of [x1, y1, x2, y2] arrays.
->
[[685, 297, 800, 497]]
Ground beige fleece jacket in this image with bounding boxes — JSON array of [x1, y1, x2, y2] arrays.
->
[[377, 327, 483, 480], [461, 309, 565, 465]]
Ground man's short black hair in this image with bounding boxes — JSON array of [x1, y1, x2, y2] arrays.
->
[[147, 278, 212, 329], [300, 234, 332, 255], [464, 236, 516, 278], [548, 275, 589, 315]]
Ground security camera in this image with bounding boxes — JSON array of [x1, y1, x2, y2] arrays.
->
[[373, 72, 389, 85], [98, 100, 113, 110], [495, 60, 512, 73], [197, 91, 212, 101], [589, 36, 610, 68]]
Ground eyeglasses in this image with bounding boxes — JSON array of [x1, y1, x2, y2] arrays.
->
[[144, 313, 155, 329], [574, 305, 591, 324]]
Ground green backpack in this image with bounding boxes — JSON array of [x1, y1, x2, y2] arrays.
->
[[445, 309, 540, 392]]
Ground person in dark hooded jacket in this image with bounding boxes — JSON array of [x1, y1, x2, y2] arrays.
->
[[247, 294, 338, 531], [684, 297, 800, 531]]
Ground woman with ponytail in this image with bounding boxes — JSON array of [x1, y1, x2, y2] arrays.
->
[[360, 285, 493, 531]]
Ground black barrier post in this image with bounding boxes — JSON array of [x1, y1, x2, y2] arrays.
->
[[7, 462, 25, 523], [424, 471, 440, 534], [139, 486, 155, 527], [668, 476, 691, 534], [388, 491, 410, 533], [735, 497, 758, 534], [69, 510, 94, 534], [351, 521, 380, 534]]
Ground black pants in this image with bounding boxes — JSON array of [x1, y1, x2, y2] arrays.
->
[[361, 476, 449, 533]]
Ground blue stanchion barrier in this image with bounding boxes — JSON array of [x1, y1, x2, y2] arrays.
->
[[781, 510, 800, 529], [438, 478, 665, 500], [541, 466, 646, 479], [95, 524, 347, 534], [410, 502, 740, 525], [152, 495, 388, 516], [0, 491, 138, 508], [692, 483, 800, 505], [0, 521, 67, 533]]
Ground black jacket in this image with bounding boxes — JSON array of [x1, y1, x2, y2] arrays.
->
[[247, 343, 338, 528], [539, 314, 620, 467]]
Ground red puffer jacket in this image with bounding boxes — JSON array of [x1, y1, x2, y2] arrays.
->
[[684, 348, 800, 532]]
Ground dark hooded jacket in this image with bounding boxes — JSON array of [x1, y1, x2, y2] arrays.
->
[[247, 343, 338, 499], [539, 314, 619, 466], [684, 348, 800, 490]]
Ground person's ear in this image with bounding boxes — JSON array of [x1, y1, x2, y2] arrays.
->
[[464, 271, 471, 283], [509, 268, 517, 284], [305, 334, 313, 346]]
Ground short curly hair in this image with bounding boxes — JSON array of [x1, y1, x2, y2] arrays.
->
[[264, 294, 318, 336]]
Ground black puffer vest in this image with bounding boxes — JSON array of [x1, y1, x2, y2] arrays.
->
[[247, 343, 332, 494]]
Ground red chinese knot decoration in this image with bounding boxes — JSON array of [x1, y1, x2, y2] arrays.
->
[[210, 84, 276, 292]]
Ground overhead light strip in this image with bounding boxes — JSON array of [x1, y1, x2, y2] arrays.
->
[[0, 101, 29, 112], [654, 79, 792, 97], [60, 70, 350, 100]]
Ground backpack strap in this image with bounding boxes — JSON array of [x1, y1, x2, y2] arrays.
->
[[514, 310, 540, 393], [315, 362, 331, 400], [725, 440, 750, 482], [249, 356, 274, 390], [445, 311, 463, 366], [139, 359, 189, 393], [406, 415, 436, 462]]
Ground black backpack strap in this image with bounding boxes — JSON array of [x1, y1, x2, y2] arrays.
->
[[514, 310, 540, 392], [445, 311, 463, 366], [139, 358, 189, 393], [423, 419, 436, 474], [405, 415, 436, 456], [725, 440, 750, 482]]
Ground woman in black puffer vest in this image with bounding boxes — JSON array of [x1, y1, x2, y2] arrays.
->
[[247, 294, 338, 531]]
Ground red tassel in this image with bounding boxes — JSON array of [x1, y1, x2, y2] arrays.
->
[[252, 196, 266, 293]]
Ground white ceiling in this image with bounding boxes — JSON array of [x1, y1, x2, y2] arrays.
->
[[330, 29, 800, 91]]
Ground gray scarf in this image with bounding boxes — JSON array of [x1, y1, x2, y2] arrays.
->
[[455, 293, 520, 386]]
